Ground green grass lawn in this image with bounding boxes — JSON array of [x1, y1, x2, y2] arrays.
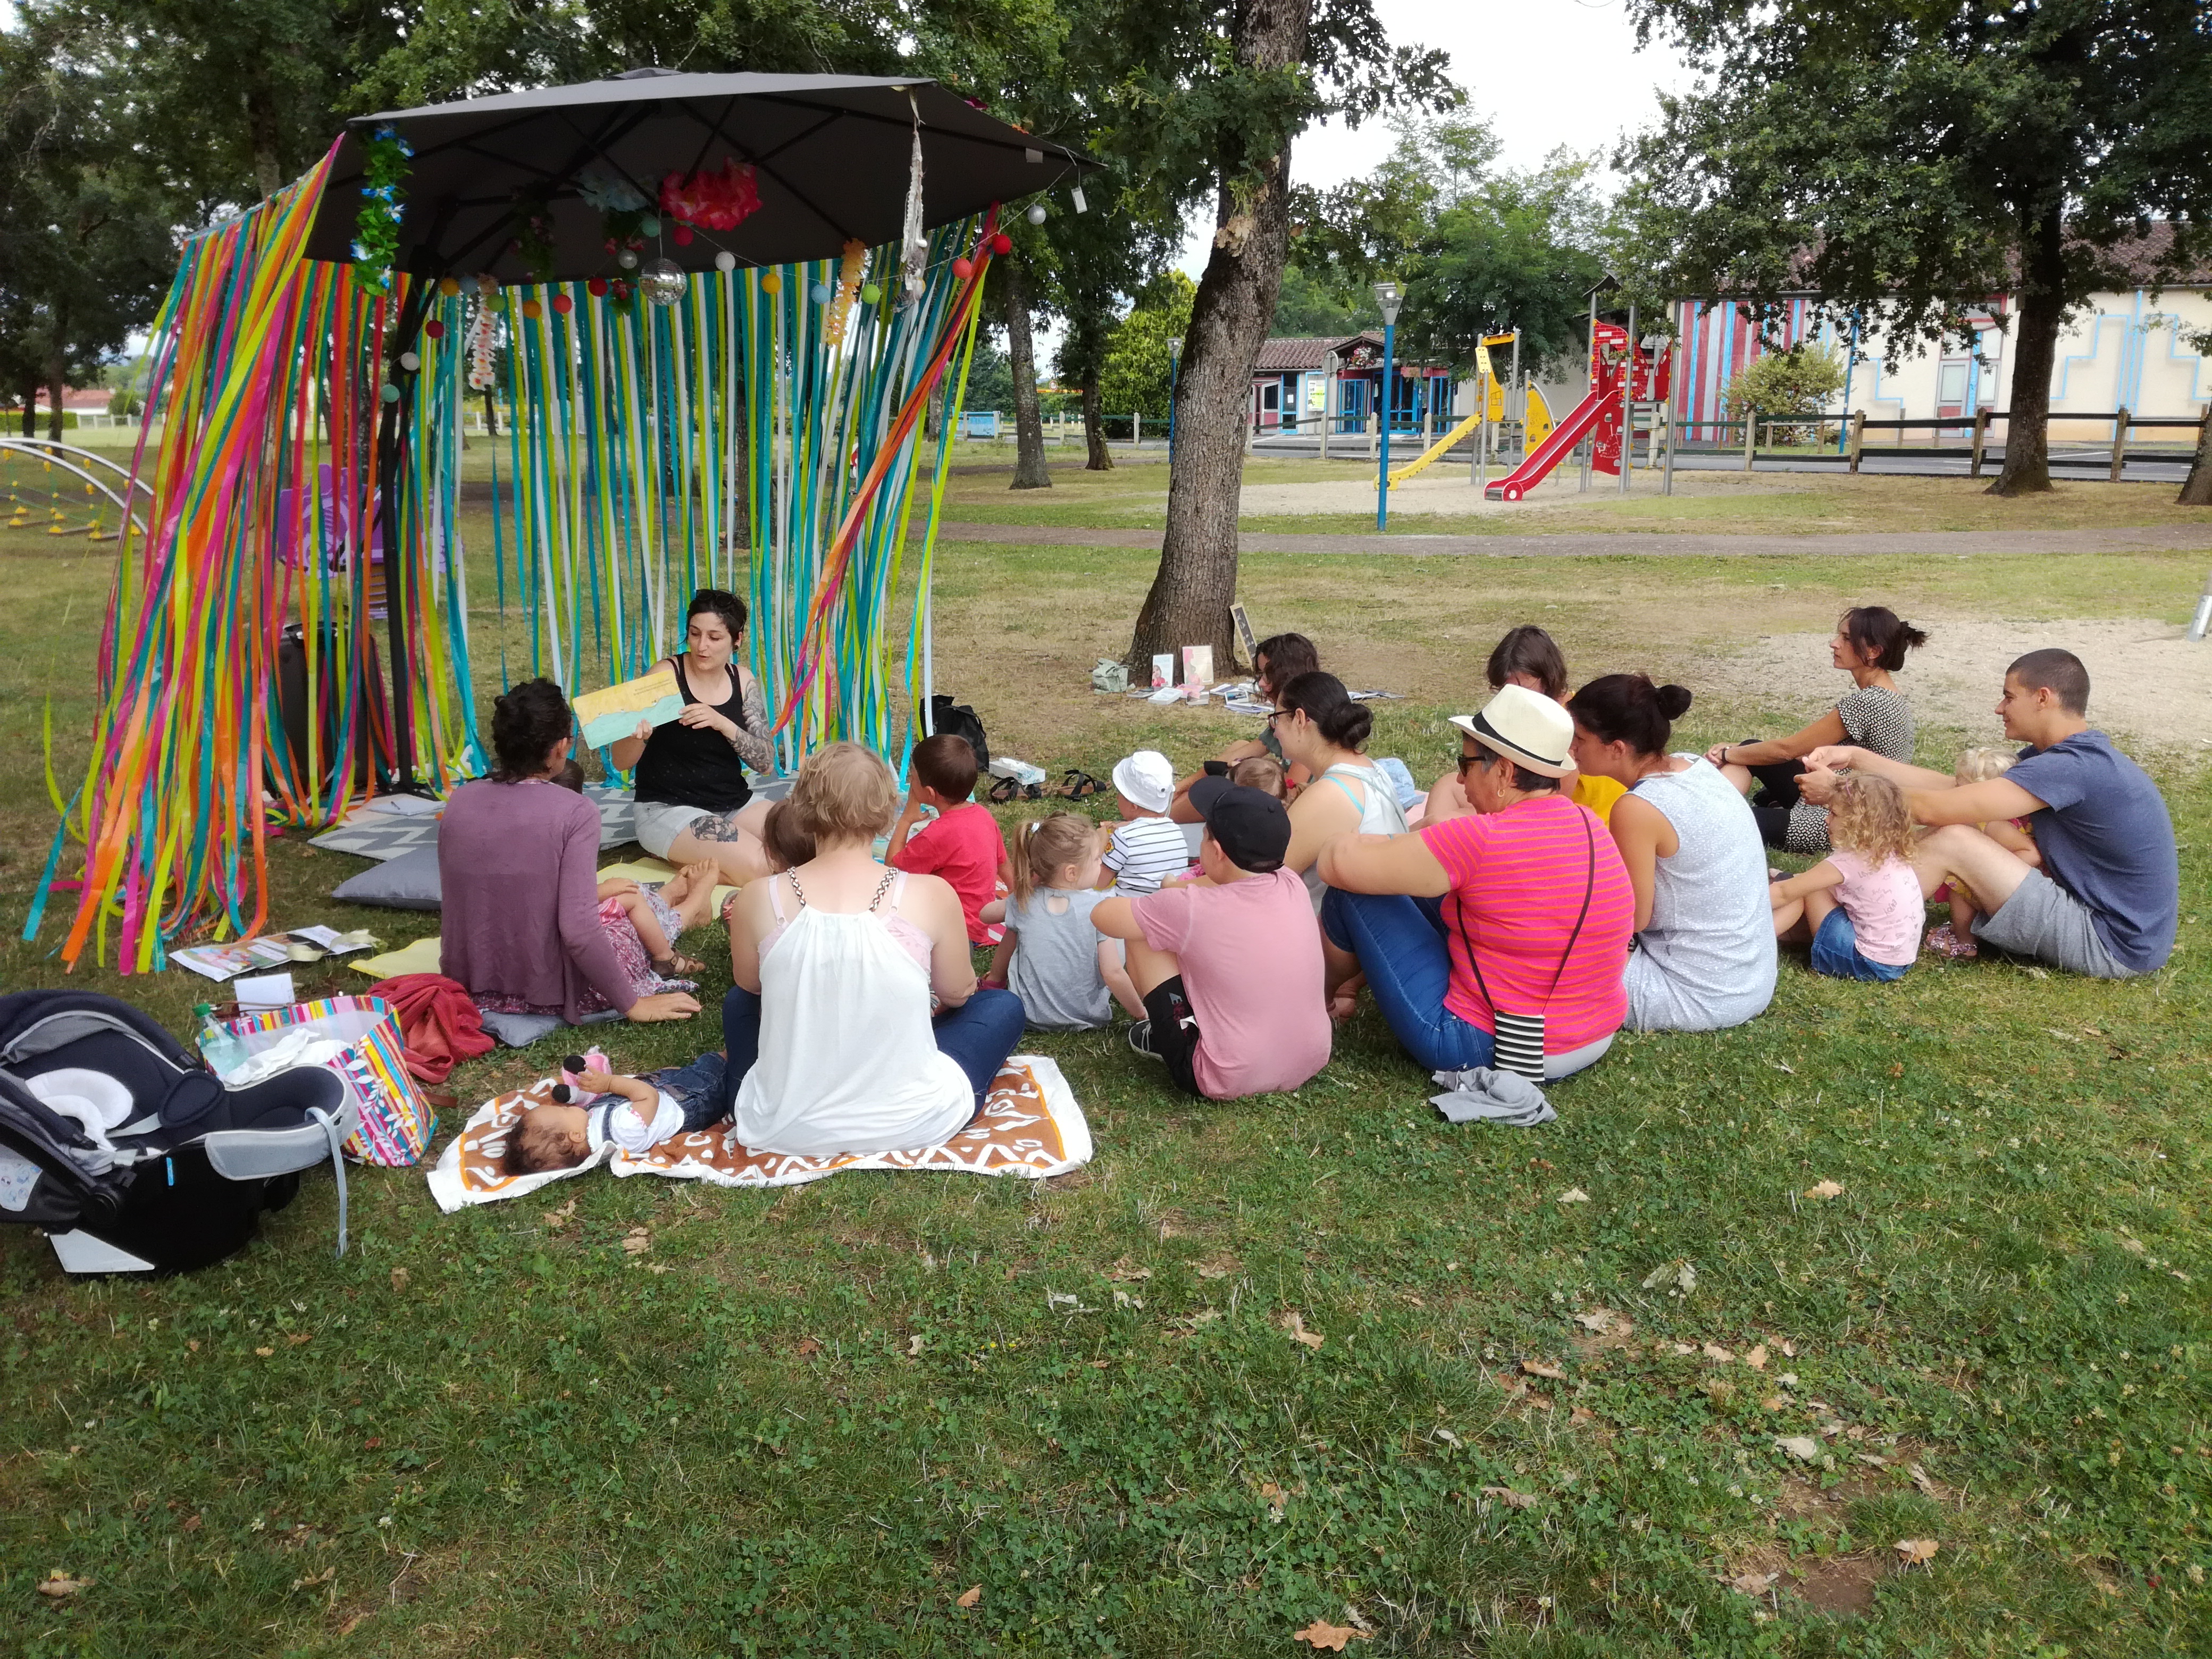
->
[[3, 511, 2210, 1656]]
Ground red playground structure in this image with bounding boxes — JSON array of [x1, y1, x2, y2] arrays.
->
[[1484, 322, 1672, 501]]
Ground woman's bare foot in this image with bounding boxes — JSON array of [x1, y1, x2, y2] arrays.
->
[[1327, 972, 1367, 1024]]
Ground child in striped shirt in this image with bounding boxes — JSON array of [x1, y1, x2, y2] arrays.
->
[[1099, 749, 1190, 896]]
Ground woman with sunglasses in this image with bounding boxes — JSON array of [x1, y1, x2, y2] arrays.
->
[[1270, 672, 1409, 911], [1314, 685, 1635, 1079]]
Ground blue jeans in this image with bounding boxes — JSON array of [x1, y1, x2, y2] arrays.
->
[[1809, 908, 1910, 982], [643, 1052, 733, 1132], [1320, 888, 1497, 1073], [715, 983, 1027, 1115]]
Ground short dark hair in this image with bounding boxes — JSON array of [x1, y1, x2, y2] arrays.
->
[[686, 588, 748, 642], [1485, 625, 1569, 701], [2008, 648, 2090, 714], [1470, 749, 1560, 794], [1840, 607, 1929, 672], [503, 1111, 585, 1175], [910, 732, 981, 801], [1276, 670, 1371, 751], [490, 678, 572, 781], [551, 758, 585, 792], [1565, 674, 1694, 759], [1252, 632, 1319, 697]]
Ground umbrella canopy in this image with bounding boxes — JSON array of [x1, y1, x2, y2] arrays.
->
[[303, 69, 1093, 282]]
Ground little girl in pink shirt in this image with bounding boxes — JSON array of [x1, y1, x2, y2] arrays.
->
[[1769, 773, 1922, 982]]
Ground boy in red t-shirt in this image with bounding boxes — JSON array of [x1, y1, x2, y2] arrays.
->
[[889, 734, 1013, 945]]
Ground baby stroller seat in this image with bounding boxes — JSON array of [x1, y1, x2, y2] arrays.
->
[[0, 990, 357, 1274]]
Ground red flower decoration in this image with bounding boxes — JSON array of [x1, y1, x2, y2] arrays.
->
[[659, 158, 761, 233]]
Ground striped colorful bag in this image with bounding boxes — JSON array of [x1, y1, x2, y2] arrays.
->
[[220, 996, 437, 1166]]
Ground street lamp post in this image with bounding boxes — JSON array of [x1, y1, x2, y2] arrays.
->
[[1167, 336, 1183, 459], [1373, 279, 1402, 531]]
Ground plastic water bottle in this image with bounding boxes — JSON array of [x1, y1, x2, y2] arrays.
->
[[195, 1003, 246, 1080]]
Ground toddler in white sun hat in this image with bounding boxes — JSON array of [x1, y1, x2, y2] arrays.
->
[[1098, 749, 1189, 896]]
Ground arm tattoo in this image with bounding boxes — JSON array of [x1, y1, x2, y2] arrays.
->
[[730, 672, 775, 773]]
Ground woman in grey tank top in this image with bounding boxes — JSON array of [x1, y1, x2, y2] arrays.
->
[[1273, 672, 1410, 912], [1708, 606, 1928, 855], [1567, 675, 1776, 1032]]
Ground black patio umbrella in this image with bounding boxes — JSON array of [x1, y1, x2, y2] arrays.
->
[[329, 70, 1093, 795], [304, 69, 1095, 281]]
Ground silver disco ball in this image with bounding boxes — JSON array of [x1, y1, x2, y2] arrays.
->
[[641, 258, 687, 307]]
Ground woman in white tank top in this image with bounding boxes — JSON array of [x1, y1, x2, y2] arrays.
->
[[719, 743, 1026, 1155], [1271, 672, 1411, 911]]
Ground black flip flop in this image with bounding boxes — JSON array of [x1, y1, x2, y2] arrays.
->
[[1060, 768, 1104, 800]]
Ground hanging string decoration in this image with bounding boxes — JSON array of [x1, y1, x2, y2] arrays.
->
[[28, 149, 1002, 975], [350, 124, 412, 294], [28, 139, 487, 972]]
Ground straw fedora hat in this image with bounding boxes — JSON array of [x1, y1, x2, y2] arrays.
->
[[1447, 684, 1573, 778]]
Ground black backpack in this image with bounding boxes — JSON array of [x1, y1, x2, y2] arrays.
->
[[917, 694, 989, 773]]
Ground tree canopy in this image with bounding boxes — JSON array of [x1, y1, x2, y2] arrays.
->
[[1286, 115, 1611, 375], [1614, 0, 2212, 494]]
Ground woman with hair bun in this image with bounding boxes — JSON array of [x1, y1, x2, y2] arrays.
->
[[1568, 674, 1776, 1033], [440, 678, 702, 1035], [1270, 671, 1409, 910], [1706, 606, 1926, 853]]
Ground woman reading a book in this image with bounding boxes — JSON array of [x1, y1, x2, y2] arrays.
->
[[610, 588, 780, 887]]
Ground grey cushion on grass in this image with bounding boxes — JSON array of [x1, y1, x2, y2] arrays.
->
[[331, 843, 443, 910]]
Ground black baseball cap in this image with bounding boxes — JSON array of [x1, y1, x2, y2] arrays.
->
[[1188, 776, 1292, 874]]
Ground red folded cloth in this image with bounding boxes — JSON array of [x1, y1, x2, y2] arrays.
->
[[367, 973, 493, 1084]]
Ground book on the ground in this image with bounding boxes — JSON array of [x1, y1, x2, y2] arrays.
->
[[573, 663, 684, 749]]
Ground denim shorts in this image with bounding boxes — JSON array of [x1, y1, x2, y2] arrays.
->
[[1810, 908, 1910, 983]]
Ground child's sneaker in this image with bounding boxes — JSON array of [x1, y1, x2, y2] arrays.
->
[[1126, 1019, 1161, 1061]]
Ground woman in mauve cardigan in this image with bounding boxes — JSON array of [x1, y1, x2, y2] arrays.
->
[[439, 680, 701, 1028]]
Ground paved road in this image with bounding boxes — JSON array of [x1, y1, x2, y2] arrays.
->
[[934, 520, 2212, 560]]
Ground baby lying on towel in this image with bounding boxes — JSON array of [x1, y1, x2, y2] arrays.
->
[[500, 1050, 730, 1175]]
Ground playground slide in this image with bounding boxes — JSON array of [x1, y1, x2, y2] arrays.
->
[[1386, 408, 1486, 488], [1482, 387, 1608, 502]]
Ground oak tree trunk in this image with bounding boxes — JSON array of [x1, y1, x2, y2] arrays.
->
[[45, 356, 65, 442], [18, 379, 36, 437], [1000, 259, 1052, 490], [1081, 377, 1113, 471], [1990, 207, 2064, 497], [2179, 408, 2212, 506], [1127, 0, 1311, 669]]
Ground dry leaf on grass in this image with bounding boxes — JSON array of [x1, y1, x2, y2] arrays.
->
[[1805, 1180, 1845, 1201], [621, 1228, 651, 1256], [1569, 1404, 1597, 1426], [388, 1268, 410, 1293], [956, 1585, 982, 1608], [1104, 1260, 1152, 1282], [1521, 1359, 1566, 1380], [1702, 1343, 1736, 1363], [1641, 1261, 1697, 1293], [1908, 1463, 1951, 1500], [1728, 1570, 1778, 1595], [1195, 1262, 1230, 1280], [1278, 1311, 1326, 1350], [1775, 1436, 1821, 1461], [1432, 1427, 1462, 1447], [1293, 1619, 1368, 1651], [1895, 1538, 1940, 1566], [1481, 1486, 1540, 1510], [1744, 1344, 1769, 1370], [1261, 1481, 1289, 1521], [288, 1333, 312, 1346], [291, 1566, 336, 1591], [795, 1337, 822, 1357], [37, 1573, 89, 1598], [2119, 1236, 2147, 1254], [906, 1335, 926, 1357], [1557, 1187, 1590, 1204], [254, 1347, 274, 1358], [1572, 1307, 1631, 1336]]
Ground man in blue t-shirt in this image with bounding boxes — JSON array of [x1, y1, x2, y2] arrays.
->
[[1802, 648, 2177, 978]]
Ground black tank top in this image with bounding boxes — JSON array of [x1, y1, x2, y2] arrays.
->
[[632, 657, 754, 812]]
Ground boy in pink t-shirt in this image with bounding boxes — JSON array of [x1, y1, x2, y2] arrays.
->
[[889, 734, 1012, 945], [1093, 777, 1330, 1099]]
